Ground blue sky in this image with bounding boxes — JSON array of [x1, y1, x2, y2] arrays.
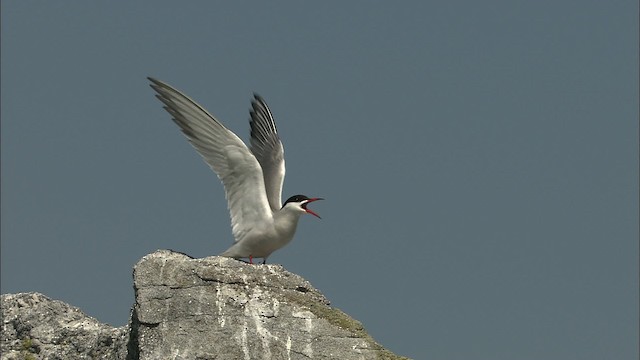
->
[[2, 2, 638, 359]]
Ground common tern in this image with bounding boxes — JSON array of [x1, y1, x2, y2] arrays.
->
[[148, 77, 322, 264]]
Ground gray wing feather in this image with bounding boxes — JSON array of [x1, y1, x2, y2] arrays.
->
[[149, 78, 273, 243], [249, 94, 285, 212]]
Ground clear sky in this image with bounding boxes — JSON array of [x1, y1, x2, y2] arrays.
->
[[1, 2, 638, 359]]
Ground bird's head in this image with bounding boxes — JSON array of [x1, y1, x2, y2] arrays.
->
[[282, 195, 324, 218]]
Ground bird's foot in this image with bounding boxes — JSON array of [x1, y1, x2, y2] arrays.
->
[[247, 255, 267, 265]]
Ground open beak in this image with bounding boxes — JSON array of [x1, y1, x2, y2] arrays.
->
[[302, 198, 324, 219]]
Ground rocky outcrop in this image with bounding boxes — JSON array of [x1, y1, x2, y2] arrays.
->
[[1, 292, 129, 360], [2, 250, 407, 359]]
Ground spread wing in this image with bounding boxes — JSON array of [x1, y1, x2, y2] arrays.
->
[[148, 77, 273, 243], [249, 94, 285, 212]]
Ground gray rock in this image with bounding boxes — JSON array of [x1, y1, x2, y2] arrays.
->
[[1, 250, 408, 359], [132, 250, 407, 360], [1, 292, 129, 360]]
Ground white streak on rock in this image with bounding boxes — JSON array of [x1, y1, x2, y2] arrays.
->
[[292, 309, 315, 358], [215, 284, 226, 327], [241, 321, 250, 360], [244, 288, 281, 360], [286, 335, 292, 360], [303, 317, 314, 358]]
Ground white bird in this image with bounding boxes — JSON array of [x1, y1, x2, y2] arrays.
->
[[148, 77, 323, 264]]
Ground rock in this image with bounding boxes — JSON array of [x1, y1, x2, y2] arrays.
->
[[1, 249, 408, 359], [132, 250, 406, 359], [1, 292, 128, 360]]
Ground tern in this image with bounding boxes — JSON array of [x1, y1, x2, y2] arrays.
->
[[148, 77, 323, 264]]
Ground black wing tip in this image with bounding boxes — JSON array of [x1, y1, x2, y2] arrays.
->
[[148, 77, 176, 93], [250, 94, 271, 113], [147, 76, 161, 86], [249, 94, 265, 118], [251, 93, 270, 109], [148, 77, 168, 94]]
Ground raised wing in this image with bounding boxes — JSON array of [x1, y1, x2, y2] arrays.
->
[[249, 94, 285, 212], [148, 77, 273, 243]]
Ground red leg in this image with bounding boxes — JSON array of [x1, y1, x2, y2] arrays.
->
[[249, 255, 253, 264]]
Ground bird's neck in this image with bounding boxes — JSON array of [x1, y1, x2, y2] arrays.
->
[[273, 208, 303, 238]]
